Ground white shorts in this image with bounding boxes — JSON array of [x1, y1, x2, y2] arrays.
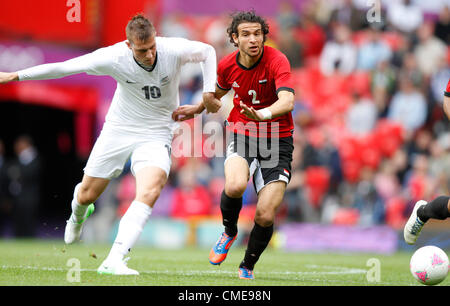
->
[[83, 127, 172, 179]]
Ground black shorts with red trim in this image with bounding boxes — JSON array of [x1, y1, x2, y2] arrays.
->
[[225, 132, 294, 194]]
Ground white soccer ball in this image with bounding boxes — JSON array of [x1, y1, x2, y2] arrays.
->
[[410, 245, 449, 285]]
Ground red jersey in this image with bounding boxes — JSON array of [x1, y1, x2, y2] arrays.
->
[[217, 45, 295, 138]]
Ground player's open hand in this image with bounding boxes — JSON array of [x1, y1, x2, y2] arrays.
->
[[239, 101, 264, 121], [0, 72, 18, 84], [172, 105, 201, 121]]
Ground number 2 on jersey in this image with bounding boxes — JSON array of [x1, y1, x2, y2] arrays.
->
[[248, 90, 260, 104]]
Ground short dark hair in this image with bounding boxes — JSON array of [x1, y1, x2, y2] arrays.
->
[[227, 10, 270, 47], [126, 13, 156, 44]]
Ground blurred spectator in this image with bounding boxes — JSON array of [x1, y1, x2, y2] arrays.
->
[[428, 137, 450, 195], [406, 129, 433, 161], [277, 1, 300, 31], [160, 12, 192, 38], [345, 92, 378, 135], [7, 135, 42, 237], [356, 27, 393, 71], [284, 131, 321, 222], [352, 167, 384, 225], [399, 52, 424, 89], [386, 0, 423, 34], [170, 158, 213, 219], [374, 159, 402, 204], [434, 5, 450, 45], [317, 131, 342, 194], [319, 23, 357, 76], [203, 14, 234, 60], [0, 139, 11, 236], [294, 12, 326, 61], [278, 27, 303, 68], [329, 0, 366, 31], [387, 76, 427, 136], [430, 56, 450, 106], [371, 60, 397, 115], [404, 154, 438, 204], [414, 21, 447, 77], [391, 147, 410, 184]]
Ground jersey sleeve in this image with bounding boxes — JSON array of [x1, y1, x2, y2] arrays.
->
[[216, 59, 231, 91], [445, 78, 450, 97], [173, 38, 217, 93], [18, 46, 116, 81], [271, 52, 295, 95]]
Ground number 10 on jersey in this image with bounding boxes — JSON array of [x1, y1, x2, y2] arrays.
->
[[142, 86, 161, 100]]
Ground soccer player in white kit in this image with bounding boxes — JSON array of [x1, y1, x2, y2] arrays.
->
[[0, 14, 221, 275]]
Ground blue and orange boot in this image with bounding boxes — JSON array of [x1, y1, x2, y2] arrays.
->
[[238, 267, 255, 280], [209, 232, 237, 265]]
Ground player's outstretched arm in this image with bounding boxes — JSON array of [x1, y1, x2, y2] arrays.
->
[[0, 72, 19, 84], [240, 90, 294, 121], [172, 86, 228, 122]]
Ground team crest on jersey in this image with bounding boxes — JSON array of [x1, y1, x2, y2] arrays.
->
[[232, 81, 240, 88], [160, 76, 170, 85]]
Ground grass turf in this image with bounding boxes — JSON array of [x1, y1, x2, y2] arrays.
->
[[0, 239, 448, 286]]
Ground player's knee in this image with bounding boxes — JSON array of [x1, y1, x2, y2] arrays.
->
[[225, 181, 247, 198], [136, 186, 163, 207], [77, 186, 100, 205], [254, 209, 275, 227]]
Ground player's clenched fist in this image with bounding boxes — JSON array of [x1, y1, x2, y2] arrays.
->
[[202, 92, 222, 114]]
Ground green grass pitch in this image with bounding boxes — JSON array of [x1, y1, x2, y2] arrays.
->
[[0, 239, 448, 286]]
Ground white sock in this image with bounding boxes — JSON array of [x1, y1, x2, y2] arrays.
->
[[70, 183, 89, 223], [105, 201, 152, 262]]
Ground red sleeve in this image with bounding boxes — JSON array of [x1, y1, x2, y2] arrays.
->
[[445, 78, 450, 97], [216, 59, 232, 91], [272, 52, 295, 95]]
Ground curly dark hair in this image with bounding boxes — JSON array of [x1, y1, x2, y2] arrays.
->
[[227, 10, 270, 47]]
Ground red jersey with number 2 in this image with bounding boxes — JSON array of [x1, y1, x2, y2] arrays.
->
[[217, 45, 295, 138]]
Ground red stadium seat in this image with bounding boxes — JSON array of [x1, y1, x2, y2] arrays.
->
[[342, 160, 361, 183], [305, 166, 330, 208], [385, 198, 407, 229], [332, 208, 360, 225], [358, 134, 381, 169], [373, 119, 404, 157]]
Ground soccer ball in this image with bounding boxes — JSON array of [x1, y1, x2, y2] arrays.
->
[[410, 246, 449, 285]]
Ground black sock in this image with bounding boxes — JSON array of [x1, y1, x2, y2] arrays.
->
[[240, 222, 274, 271], [417, 196, 450, 223], [220, 190, 242, 237]]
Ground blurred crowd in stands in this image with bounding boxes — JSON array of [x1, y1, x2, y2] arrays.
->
[[0, 136, 42, 237], [134, 0, 450, 230], [2, 0, 450, 239]]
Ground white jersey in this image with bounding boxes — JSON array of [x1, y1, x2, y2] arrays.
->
[[18, 37, 217, 142]]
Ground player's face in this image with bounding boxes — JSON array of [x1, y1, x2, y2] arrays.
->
[[233, 22, 264, 58], [128, 35, 157, 67]]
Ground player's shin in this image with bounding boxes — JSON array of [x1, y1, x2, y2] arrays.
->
[[220, 191, 243, 237], [105, 200, 152, 262], [240, 222, 274, 270], [70, 183, 90, 223]]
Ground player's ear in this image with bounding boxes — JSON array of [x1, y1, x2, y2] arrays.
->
[[125, 40, 132, 50], [232, 33, 239, 45]]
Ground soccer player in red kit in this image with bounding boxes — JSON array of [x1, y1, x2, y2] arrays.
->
[[403, 77, 450, 245], [173, 11, 295, 279]]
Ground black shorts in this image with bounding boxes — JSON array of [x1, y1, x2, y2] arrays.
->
[[225, 132, 294, 193]]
